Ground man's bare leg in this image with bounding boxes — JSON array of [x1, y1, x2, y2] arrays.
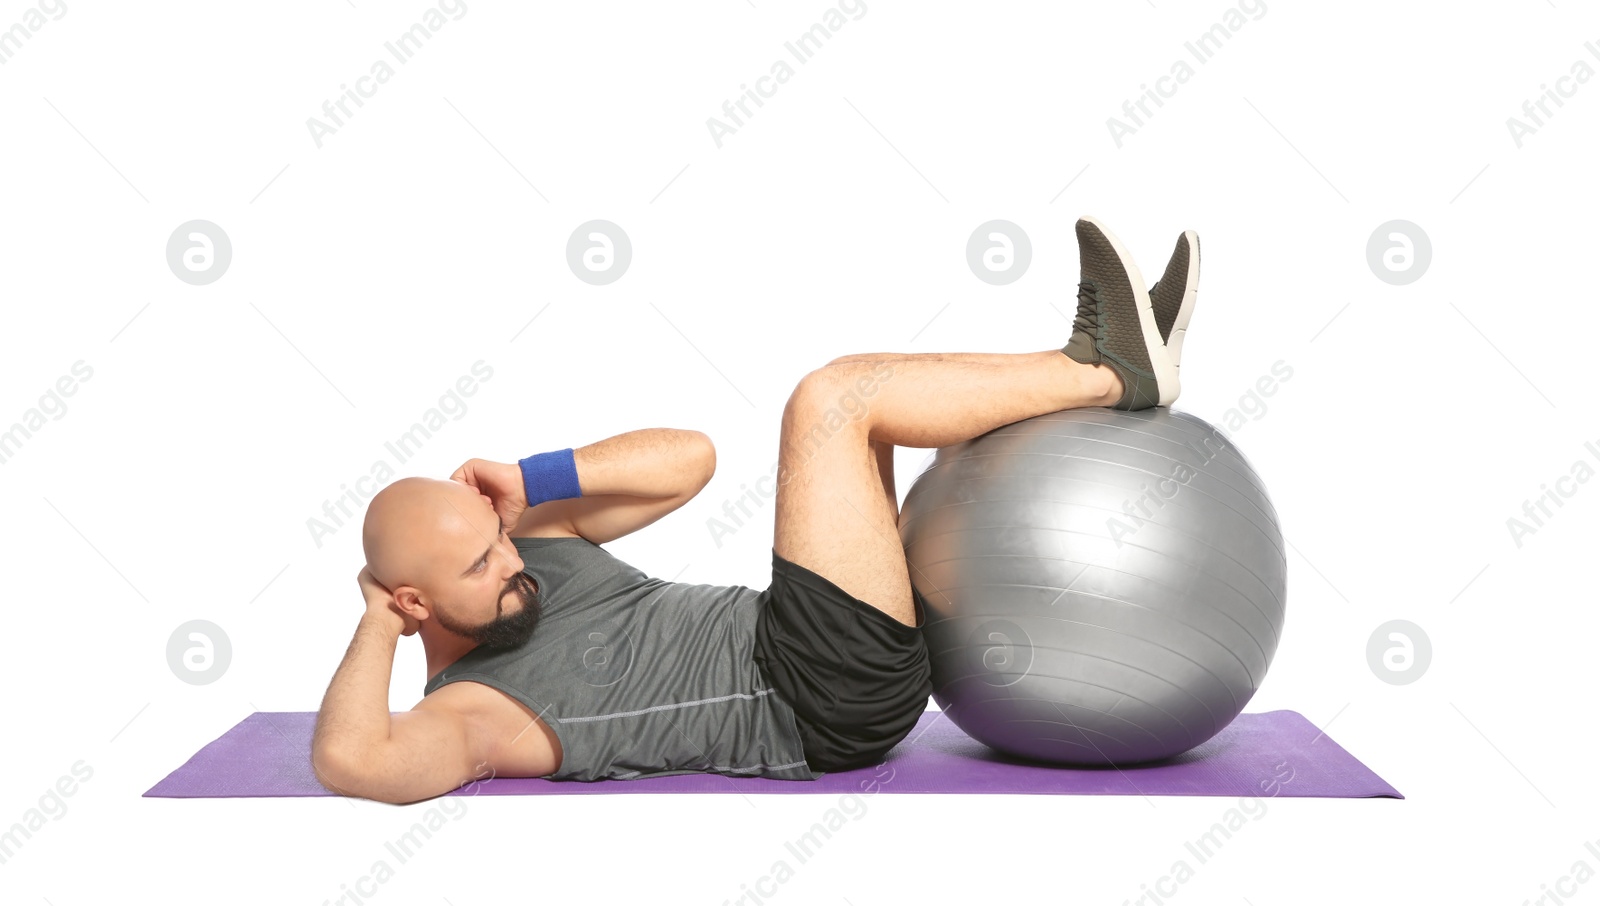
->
[[773, 349, 1120, 626], [849, 350, 1110, 518]]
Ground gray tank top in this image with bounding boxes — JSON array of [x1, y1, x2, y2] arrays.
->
[[422, 536, 821, 782]]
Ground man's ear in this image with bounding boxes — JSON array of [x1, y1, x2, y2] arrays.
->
[[392, 587, 429, 623]]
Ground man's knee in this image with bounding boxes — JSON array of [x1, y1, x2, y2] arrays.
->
[[787, 364, 851, 413], [785, 364, 875, 425], [781, 368, 871, 466]]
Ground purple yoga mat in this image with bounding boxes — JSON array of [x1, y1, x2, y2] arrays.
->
[[144, 709, 1401, 799]]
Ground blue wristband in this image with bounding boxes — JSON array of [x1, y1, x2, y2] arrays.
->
[[518, 448, 583, 508]]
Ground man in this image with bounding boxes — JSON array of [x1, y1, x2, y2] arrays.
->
[[311, 215, 1201, 803]]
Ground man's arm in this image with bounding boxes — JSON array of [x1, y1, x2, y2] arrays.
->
[[310, 610, 401, 797], [311, 600, 480, 804], [514, 428, 716, 544]]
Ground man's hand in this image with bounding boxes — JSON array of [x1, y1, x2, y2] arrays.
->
[[450, 458, 527, 533], [357, 565, 419, 637]]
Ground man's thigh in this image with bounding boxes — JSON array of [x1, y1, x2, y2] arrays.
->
[[772, 364, 916, 627]]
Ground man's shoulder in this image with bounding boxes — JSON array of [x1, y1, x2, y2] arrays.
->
[[416, 679, 564, 778], [416, 677, 500, 719], [509, 523, 584, 540]]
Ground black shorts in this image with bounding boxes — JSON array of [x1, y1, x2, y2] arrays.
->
[[751, 548, 933, 773]]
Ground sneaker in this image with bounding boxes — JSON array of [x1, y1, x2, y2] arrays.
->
[[1060, 215, 1179, 409], [1147, 229, 1200, 367]]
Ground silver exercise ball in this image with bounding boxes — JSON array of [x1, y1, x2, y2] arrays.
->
[[898, 407, 1286, 766]]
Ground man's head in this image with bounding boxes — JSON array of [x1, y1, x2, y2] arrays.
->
[[362, 477, 542, 649]]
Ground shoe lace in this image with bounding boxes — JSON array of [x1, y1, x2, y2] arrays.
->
[[1071, 281, 1099, 337]]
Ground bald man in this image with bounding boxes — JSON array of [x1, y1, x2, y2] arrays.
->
[[311, 215, 1200, 803]]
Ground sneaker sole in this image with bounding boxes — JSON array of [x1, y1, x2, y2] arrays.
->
[[1080, 214, 1180, 407], [1166, 230, 1200, 368]]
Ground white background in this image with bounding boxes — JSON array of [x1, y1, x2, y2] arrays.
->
[[2, 1, 1596, 903]]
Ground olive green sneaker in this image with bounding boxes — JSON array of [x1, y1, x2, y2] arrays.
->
[[1147, 229, 1200, 368], [1060, 215, 1179, 409]]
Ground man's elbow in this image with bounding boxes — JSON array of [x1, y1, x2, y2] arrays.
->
[[310, 744, 354, 787], [688, 430, 716, 488], [310, 745, 378, 801]]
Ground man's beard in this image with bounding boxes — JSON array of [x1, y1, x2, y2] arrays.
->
[[434, 571, 543, 648]]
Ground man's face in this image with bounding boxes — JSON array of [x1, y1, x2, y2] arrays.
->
[[428, 495, 542, 648]]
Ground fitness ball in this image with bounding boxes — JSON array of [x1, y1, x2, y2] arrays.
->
[[898, 407, 1286, 766]]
